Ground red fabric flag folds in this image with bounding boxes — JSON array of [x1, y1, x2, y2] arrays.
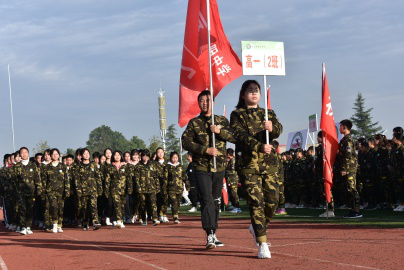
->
[[320, 64, 339, 203], [178, 0, 242, 127]]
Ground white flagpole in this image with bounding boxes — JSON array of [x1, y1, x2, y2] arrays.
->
[[263, 76, 269, 144], [206, 0, 217, 169], [8, 64, 16, 152]]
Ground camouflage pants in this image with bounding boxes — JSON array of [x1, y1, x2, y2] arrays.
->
[[112, 194, 126, 222], [278, 180, 285, 208], [19, 195, 35, 228], [47, 194, 64, 225], [80, 195, 99, 226], [379, 175, 394, 206], [169, 193, 182, 219], [139, 193, 157, 222], [239, 172, 279, 244], [157, 191, 168, 217], [344, 173, 360, 210], [228, 184, 240, 208]]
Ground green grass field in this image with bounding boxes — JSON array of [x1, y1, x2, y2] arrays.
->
[[180, 200, 404, 229]]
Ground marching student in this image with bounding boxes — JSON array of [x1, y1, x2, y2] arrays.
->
[[109, 151, 133, 228], [182, 90, 235, 249], [230, 80, 283, 259], [165, 151, 190, 224], [128, 149, 141, 223], [13, 147, 42, 235], [43, 148, 70, 233], [135, 149, 160, 226], [100, 148, 113, 226], [75, 148, 102, 230], [155, 147, 169, 223]]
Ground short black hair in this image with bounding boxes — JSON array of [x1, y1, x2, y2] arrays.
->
[[340, 119, 353, 130], [141, 149, 150, 157], [393, 126, 403, 135], [80, 148, 90, 156], [92, 152, 101, 159], [317, 131, 323, 138], [198, 90, 212, 101], [19, 146, 29, 153], [169, 151, 179, 161], [226, 148, 234, 156], [66, 154, 74, 160]]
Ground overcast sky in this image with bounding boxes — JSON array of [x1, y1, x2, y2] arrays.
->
[[0, 0, 402, 157]]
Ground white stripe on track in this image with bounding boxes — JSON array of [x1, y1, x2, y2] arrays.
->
[[0, 256, 9, 270], [125, 227, 381, 270], [62, 234, 167, 270]]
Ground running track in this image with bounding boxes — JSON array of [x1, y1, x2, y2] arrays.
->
[[0, 216, 403, 270]]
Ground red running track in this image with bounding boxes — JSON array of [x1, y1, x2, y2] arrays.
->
[[0, 216, 403, 270]]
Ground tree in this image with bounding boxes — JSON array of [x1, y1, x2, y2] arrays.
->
[[86, 125, 133, 153], [129, 135, 146, 150], [166, 124, 180, 153], [32, 140, 51, 154], [350, 92, 382, 138], [66, 148, 76, 156], [148, 135, 162, 154]]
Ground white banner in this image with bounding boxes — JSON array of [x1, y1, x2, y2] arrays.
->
[[286, 129, 309, 150], [241, 41, 286, 76]]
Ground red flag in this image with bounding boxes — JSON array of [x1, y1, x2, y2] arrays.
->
[[178, 0, 242, 127], [320, 64, 339, 203], [222, 178, 229, 205], [267, 85, 271, 110]]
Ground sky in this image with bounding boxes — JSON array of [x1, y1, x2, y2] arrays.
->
[[0, 0, 403, 157]]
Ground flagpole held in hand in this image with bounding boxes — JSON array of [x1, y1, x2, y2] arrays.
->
[[206, 0, 217, 169], [263, 76, 269, 145]]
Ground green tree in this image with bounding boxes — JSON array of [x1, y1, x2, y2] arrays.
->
[[66, 148, 76, 156], [148, 135, 162, 154], [32, 140, 51, 154], [86, 125, 133, 153], [129, 135, 146, 150], [166, 124, 180, 153], [350, 92, 382, 138]]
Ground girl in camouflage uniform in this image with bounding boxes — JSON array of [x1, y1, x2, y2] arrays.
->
[[165, 152, 190, 224], [230, 80, 283, 259]]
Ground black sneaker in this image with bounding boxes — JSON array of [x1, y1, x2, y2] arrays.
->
[[343, 211, 363, 219], [213, 234, 224, 247], [206, 234, 216, 249]]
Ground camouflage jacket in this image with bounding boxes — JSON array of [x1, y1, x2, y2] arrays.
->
[[182, 113, 235, 173], [391, 144, 404, 178], [225, 158, 238, 186], [134, 161, 160, 194], [337, 133, 358, 173], [165, 163, 190, 194], [108, 163, 133, 196], [277, 154, 284, 183], [290, 157, 307, 184], [44, 162, 70, 198], [375, 147, 391, 177], [153, 160, 167, 193], [13, 161, 42, 197], [230, 106, 283, 174], [186, 162, 195, 186], [358, 150, 377, 183], [100, 162, 113, 197], [74, 162, 102, 197], [127, 163, 138, 193]]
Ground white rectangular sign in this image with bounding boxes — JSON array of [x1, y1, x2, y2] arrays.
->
[[309, 114, 318, 132], [241, 41, 286, 76], [286, 129, 309, 150]]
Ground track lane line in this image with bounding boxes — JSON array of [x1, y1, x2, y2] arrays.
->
[[0, 256, 8, 270]]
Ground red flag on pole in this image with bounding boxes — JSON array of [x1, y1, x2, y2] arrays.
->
[[222, 178, 229, 205], [267, 85, 271, 110], [320, 64, 339, 203], [178, 0, 242, 127]]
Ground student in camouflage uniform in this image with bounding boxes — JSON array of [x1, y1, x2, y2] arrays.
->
[[274, 141, 287, 215], [109, 151, 133, 228], [100, 148, 114, 226], [14, 147, 42, 235], [392, 134, 404, 211], [337, 120, 362, 218], [230, 80, 282, 259], [290, 149, 307, 207], [135, 149, 160, 226], [375, 135, 394, 208], [70, 149, 83, 226], [1, 155, 15, 229], [43, 148, 70, 233], [128, 149, 140, 223], [75, 148, 102, 230], [182, 90, 235, 249], [165, 151, 190, 223], [154, 147, 169, 223], [225, 148, 241, 213]]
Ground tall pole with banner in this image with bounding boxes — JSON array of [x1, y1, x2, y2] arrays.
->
[[241, 41, 286, 144]]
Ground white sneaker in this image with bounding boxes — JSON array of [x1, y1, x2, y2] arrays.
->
[[52, 224, 58, 233], [57, 227, 63, 233], [113, 221, 117, 227], [116, 221, 123, 228], [131, 216, 136, 223], [258, 243, 271, 259], [163, 216, 169, 223], [105, 218, 113, 226], [5, 224, 9, 229], [319, 211, 335, 218], [20, 227, 27, 235], [249, 225, 259, 246], [188, 207, 197, 213], [230, 208, 242, 214], [393, 205, 404, 212], [27, 227, 33, 235], [158, 216, 164, 222]]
